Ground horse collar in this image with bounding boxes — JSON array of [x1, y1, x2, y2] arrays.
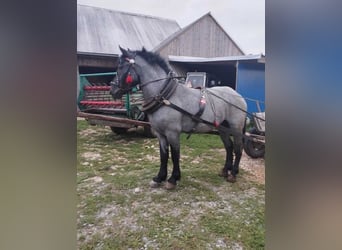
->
[[141, 78, 178, 113]]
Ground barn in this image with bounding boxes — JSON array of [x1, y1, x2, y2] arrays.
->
[[77, 5, 245, 72], [77, 4, 265, 113]]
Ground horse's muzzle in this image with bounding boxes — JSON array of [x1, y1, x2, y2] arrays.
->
[[110, 85, 125, 99]]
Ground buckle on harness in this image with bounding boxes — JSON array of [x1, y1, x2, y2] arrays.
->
[[162, 99, 171, 105]]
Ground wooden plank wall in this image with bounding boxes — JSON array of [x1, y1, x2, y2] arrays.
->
[[159, 16, 243, 58]]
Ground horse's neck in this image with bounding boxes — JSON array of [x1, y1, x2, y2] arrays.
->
[[140, 66, 168, 100]]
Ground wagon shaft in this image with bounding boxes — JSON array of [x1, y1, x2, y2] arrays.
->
[[245, 132, 265, 144], [77, 112, 150, 127]]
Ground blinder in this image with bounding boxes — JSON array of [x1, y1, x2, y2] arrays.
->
[[124, 57, 136, 85], [117, 54, 139, 91]]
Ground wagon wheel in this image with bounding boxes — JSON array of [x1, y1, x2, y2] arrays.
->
[[110, 127, 128, 134], [243, 139, 265, 158], [243, 128, 265, 158]]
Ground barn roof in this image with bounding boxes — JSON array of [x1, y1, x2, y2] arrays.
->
[[77, 5, 181, 55], [153, 12, 245, 55]]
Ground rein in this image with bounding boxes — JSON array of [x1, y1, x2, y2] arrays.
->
[[206, 89, 266, 122], [140, 72, 183, 89]]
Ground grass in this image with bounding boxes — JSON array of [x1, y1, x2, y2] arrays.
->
[[77, 120, 265, 249]]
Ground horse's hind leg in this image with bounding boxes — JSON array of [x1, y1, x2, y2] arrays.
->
[[228, 134, 244, 183], [151, 135, 169, 187], [219, 132, 233, 178]]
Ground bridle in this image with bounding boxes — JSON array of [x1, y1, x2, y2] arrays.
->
[[111, 55, 140, 93], [112, 55, 181, 95]]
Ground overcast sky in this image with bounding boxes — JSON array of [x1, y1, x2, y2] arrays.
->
[[77, 0, 265, 55]]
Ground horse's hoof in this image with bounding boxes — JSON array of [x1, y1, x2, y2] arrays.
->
[[149, 180, 161, 188], [226, 175, 237, 183], [218, 170, 228, 177], [165, 181, 177, 190]]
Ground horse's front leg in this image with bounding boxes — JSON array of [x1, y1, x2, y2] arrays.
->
[[150, 135, 169, 187], [165, 133, 181, 190]]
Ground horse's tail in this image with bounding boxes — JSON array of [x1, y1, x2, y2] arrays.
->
[[242, 118, 247, 144]]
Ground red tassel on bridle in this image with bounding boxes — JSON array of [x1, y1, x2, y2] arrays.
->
[[125, 73, 133, 84], [124, 57, 135, 84]]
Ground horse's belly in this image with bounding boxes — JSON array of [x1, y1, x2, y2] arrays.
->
[[193, 123, 214, 133]]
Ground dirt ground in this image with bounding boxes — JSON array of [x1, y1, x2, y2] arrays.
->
[[78, 121, 265, 185], [77, 121, 265, 249], [240, 152, 265, 184], [214, 147, 265, 185]]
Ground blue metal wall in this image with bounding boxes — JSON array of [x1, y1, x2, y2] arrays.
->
[[236, 62, 265, 114]]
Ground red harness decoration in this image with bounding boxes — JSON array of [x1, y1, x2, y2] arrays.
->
[[194, 91, 206, 119], [199, 96, 206, 107], [125, 73, 133, 84], [124, 57, 135, 84], [213, 120, 220, 128]]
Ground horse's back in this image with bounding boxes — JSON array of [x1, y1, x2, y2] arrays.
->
[[205, 86, 247, 129], [148, 85, 203, 134], [208, 86, 247, 110]]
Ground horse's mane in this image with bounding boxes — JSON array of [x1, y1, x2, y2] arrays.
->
[[136, 48, 172, 74]]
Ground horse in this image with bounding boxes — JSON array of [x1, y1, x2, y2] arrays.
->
[[110, 47, 247, 189]]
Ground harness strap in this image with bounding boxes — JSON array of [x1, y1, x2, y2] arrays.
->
[[206, 89, 266, 122], [141, 78, 178, 113], [162, 98, 216, 129], [162, 98, 252, 141], [194, 89, 206, 118]]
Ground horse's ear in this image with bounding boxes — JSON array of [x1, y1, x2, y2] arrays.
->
[[119, 45, 129, 57], [142, 47, 146, 52]]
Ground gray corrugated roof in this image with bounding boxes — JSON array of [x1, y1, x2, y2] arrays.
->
[[77, 5, 181, 55], [168, 54, 264, 63]]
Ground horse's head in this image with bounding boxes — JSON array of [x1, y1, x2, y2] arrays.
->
[[110, 46, 140, 99]]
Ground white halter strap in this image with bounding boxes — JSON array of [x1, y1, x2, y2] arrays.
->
[[125, 58, 135, 64]]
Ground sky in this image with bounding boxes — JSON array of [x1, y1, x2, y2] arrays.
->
[[77, 0, 265, 55]]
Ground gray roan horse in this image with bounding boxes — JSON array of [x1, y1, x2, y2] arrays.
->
[[110, 47, 247, 189]]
